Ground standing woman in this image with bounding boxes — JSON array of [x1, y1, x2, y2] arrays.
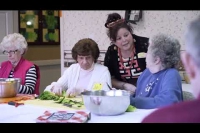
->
[[0, 33, 40, 95], [104, 13, 149, 93]]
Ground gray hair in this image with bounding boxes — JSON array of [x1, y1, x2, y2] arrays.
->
[[0, 33, 28, 54], [149, 33, 181, 69], [184, 16, 200, 68]]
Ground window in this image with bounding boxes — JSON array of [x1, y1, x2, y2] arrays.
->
[[19, 10, 60, 45]]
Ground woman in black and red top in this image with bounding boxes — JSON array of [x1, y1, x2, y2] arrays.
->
[[104, 13, 149, 93]]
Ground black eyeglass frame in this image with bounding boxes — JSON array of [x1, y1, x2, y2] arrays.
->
[[3, 50, 18, 55]]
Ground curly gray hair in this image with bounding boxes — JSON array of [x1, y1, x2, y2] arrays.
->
[[0, 33, 28, 55], [149, 33, 181, 69], [185, 16, 200, 68]]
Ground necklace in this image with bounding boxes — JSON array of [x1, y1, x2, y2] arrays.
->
[[145, 74, 161, 92], [118, 47, 135, 70]]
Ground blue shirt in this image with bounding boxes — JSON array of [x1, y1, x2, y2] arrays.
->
[[130, 68, 183, 109]]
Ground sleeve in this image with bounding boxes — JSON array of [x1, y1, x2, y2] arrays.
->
[[100, 67, 112, 91], [18, 65, 37, 94], [134, 34, 149, 53], [104, 46, 114, 76], [44, 66, 73, 92], [130, 70, 182, 109], [54, 66, 72, 90]]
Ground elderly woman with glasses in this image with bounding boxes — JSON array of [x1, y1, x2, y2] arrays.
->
[[0, 33, 40, 95]]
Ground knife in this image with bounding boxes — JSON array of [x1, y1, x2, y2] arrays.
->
[[106, 82, 112, 90], [8, 101, 24, 107]]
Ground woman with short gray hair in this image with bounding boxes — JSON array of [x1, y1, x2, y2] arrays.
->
[[0, 33, 40, 95], [149, 33, 181, 69], [141, 16, 200, 123], [130, 33, 183, 109]]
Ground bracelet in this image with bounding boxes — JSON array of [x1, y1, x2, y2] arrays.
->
[[121, 83, 126, 90]]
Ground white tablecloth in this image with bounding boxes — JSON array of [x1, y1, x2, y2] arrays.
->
[[0, 103, 156, 123]]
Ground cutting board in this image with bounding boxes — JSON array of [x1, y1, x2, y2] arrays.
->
[[0, 94, 35, 103], [24, 97, 86, 111]]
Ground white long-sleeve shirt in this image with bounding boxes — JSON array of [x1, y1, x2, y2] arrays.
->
[[45, 63, 112, 92]]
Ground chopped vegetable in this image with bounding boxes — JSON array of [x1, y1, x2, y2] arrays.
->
[[38, 91, 57, 100], [62, 90, 66, 97], [126, 105, 136, 112], [38, 90, 84, 108]]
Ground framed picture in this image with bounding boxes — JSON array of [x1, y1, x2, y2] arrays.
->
[[125, 10, 142, 25], [18, 10, 60, 45]]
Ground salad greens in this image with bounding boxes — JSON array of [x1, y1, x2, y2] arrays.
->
[[38, 90, 84, 108]]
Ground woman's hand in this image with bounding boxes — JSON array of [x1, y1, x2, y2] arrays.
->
[[66, 88, 87, 98], [123, 83, 136, 94], [66, 89, 77, 98], [51, 84, 63, 96]]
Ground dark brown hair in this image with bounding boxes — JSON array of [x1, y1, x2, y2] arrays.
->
[[72, 38, 100, 63], [105, 13, 122, 28], [105, 13, 133, 42]]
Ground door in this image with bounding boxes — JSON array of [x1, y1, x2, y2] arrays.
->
[[0, 11, 13, 62]]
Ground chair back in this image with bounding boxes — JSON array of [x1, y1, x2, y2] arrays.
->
[[183, 91, 194, 101], [34, 64, 40, 95]]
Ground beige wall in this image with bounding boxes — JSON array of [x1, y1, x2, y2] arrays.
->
[[60, 10, 200, 74], [24, 45, 60, 61], [61, 10, 200, 51]]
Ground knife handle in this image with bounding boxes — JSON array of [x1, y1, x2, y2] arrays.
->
[[8, 101, 24, 107], [8, 101, 16, 106]]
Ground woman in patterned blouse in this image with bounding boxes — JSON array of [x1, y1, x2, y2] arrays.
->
[[104, 12, 149, 94]]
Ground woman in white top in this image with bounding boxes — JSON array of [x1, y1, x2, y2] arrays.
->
[[45, 38, 112, 97]]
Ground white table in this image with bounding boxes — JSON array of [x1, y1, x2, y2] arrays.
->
[[0, 103, 156, 123]]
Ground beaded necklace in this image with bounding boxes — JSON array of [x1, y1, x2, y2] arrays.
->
[[145, 72, 163, 92], [118, 46, 135, 70]]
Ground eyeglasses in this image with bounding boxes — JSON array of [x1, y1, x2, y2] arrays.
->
[[3, 50, 18, 55]]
